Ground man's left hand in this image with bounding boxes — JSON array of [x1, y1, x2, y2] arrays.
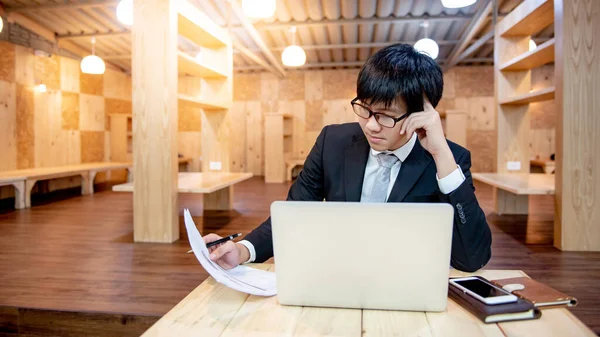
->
[[400, 99, 457, 178]]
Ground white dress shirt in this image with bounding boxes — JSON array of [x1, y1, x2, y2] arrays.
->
[[238, 132, 466, 263]]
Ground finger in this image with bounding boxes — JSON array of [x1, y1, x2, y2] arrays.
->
[[404, 116, 428, 136], [209, 241, 236, 261], [400, 114, 418, 134], [423, 98, 434, 112], [203, 233, 222, 245]]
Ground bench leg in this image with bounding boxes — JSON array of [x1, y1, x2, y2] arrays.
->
[[25, 179, 37, 208], [494, 188, 529, 215], [13, 181, 26, 210], [203, 186, 233, 211], [81, 171, 98, 195]]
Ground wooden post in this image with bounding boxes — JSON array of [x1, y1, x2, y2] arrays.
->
[[554, 0, 600, 251], [132, 0, 179, 243]]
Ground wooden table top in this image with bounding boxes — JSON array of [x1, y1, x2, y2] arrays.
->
[[0, 162, 132, 180], [112, 172, 253, 193], [141, 265, 594, 337], [472, 173, 555, 195]]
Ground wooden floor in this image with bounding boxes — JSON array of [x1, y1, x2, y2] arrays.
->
[[0, 178, 599, 336]]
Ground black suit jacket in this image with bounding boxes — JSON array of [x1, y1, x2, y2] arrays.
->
[[245, 123, 492, 272]]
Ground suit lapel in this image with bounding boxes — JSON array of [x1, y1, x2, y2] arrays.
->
[[387, 140, 433, 202], [344, 135, 370, 201]]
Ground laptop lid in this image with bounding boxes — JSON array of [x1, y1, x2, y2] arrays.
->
[[271, 201, 454, 312]]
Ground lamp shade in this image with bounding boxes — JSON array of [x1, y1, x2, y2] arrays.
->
[[242, 0, 276, 19], [81, 55, 106, 74], [529, 39, 537, 51], [0, 17, 4, 34], [116, 0, 133, 26], [281, 45, 306, 67], [414, 38, 439, 59], [37, 84, 47, 93], [441, 0, 477, 8]]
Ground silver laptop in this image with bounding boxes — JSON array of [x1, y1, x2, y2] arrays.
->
[[271, 201, 454, 312]]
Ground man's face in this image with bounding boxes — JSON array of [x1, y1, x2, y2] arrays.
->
[[356, 99, 412, 151]]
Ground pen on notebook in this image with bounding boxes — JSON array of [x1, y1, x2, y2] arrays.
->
[[187, 233, 242, 253]]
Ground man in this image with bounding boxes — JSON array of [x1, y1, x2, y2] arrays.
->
[[203, 43, 492, 272]]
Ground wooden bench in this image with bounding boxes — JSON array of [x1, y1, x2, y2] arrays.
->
[[530, 159, 555, 174], [112, 172, 253, 210], [0, 162, 132, 209], [472, 173, 555, 215], [285, 158, 305, 181]]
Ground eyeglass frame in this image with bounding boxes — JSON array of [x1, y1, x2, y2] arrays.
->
[[350, 97, 411, 128]]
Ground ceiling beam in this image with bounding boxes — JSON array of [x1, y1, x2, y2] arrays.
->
[[233, 14, 474, 31], [232, 38, 283, 78], [225, 0, 285, 77], [443, 0, 493, 71], [7, 0, 118, 13], [57, 31, 130, 40], [235, 58, 494, 71], [455, 30, 495, 64]]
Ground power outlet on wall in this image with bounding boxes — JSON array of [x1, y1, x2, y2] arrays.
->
[[507, 161, 521, 171], [209, 161, 222, 171]]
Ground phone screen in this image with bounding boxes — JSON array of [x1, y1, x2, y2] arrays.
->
[[453, 278, 508, 298]]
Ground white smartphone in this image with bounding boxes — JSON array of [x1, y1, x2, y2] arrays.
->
[[449, 276, 518, 305]]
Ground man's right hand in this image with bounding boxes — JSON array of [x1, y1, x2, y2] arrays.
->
[[202, 234, 250, 270]]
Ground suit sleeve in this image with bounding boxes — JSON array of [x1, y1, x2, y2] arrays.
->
[[438, 150, 492, 272], [242, 126, 328, 262]]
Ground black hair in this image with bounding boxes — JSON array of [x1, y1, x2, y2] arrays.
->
[[356, 43, 444, 114]]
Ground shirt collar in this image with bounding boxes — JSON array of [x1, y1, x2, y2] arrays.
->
[[370, 132, 417, 162]]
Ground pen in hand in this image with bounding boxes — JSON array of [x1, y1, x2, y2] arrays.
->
[[187, 233, 242, 253]]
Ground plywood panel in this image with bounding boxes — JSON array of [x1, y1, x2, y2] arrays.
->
[[80, 73, 104, 96], [323, 99, 357, 127], [436, 98, 456, 112], [304, 131, 320, 159], [35, 55, 60, 91], [531, 64, 554, 91], [291, 101, 306, 159], [0, 81, 17, 171], [34, 91, 63, 167], [104, 69, 132, 100], [530, 128, 555, 160], [61, 92, 80, 130], [80, 131, 105, 163], [105, 98, 132, 130], [233, 73, 261, 100], [264, 114, 285, 183], [60, 56, 80, 92], [246, 101, 263, 175], [178, 132, 202, 172], [305, 100, 324, 132], [229, 102, 246, 172], [15, 45, 35, 86], [278, 71, 305, 100], [455, 66, 494, 97], [323, 69, 358, 100], [305, 70, 323, 100], [467, 129, 497, 173], [59, 130, 81, 165], [201, 110, 231, 172], [0, 41, 16, 82], [467, 97, 495, 130], [443, 67, 457, 99], [178, 99, 201, 132], [261, 72, 279, 113], [79, 94, 105, 131], [16, 84, 35, 169], [530, 100, 555, 129]]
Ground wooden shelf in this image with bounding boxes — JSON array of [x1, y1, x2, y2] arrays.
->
[[178, 2, 228, 48], [500, 38, 555, 71], [177, 51, 226, 78], [500, 0, 554, 37], [500, 87, 555, 105], [178, 94, 229, 110]]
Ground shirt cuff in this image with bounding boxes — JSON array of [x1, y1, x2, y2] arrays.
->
[[237, 240, 256, 264], [437, 165, 466, 194]]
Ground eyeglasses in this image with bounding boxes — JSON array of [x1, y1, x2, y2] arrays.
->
[[350, 98, 410, 128]]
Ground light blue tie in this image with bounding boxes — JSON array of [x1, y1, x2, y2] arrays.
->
[[367, 153, 399, 202]]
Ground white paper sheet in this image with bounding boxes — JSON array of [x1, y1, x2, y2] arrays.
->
[[183, 209, 277, 296]]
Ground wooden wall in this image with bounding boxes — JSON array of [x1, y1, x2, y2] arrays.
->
[[0, 40, 132, 199], [232, 66, 555, 175]]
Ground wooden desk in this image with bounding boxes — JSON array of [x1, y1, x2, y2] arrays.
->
[[142, 266, 594, 337], [113, 172, 253, 210], [0, 162, 132, 208], [472, 173, 555, 215]]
